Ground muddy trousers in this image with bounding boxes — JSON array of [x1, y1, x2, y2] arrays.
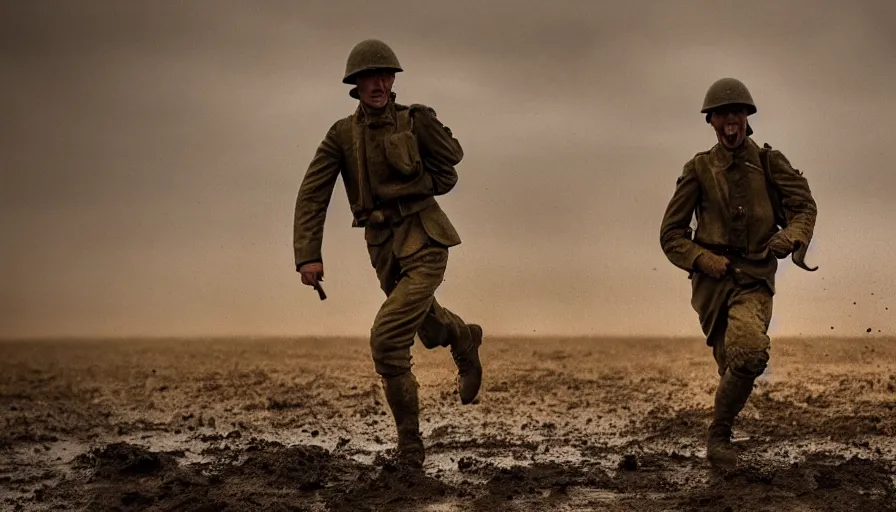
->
[[706, 279, 774, 458], [367, 235, 472, 467], [367, 239, 470, 378], [710, 280, 774, 379]]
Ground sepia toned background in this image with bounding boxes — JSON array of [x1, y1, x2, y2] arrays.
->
[[2, 0, 894, 339]]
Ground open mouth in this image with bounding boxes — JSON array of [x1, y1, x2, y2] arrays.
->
[[723, 123, 740, 144]]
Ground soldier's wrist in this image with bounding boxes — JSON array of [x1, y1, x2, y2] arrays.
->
[[296, 258, 323, 272]]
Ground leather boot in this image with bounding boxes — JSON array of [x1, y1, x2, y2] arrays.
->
[[450, 324, 483, 404], [707, 369, 755, 466], [381, 372, 424, 470]]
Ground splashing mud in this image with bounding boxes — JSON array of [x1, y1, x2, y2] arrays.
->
[[1, 336, 895, 511]]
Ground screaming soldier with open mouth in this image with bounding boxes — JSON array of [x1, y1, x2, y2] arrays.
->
[[659, 77, 818, 466], [292, 39, 483, 470]]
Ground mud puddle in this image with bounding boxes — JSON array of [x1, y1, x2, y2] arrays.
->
[[3, 336, 896, 510], [5, 431, 895, 511]]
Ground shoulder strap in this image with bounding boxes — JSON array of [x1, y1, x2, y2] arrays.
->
[[759, 143, 774, 186], [393, 107, 413, 133], [760, 142, 787, 228], [682, 157, 702, 241]]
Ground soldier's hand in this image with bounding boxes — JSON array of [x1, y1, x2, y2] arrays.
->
[[299, 262, 324, 287], [695, 252, 730, 279], [767, 231, 794, 259]]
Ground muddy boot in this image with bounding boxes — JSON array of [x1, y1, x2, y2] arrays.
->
[[450, 324, 483, 405], [382, 372, 425, 470], [707, 370, 755, 467]]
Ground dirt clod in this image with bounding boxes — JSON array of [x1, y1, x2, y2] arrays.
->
[[619, 454, 639, 471], [1, 337, 894, 511]]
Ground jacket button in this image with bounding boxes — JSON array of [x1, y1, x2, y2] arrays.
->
[[734, 206, 746, 217]]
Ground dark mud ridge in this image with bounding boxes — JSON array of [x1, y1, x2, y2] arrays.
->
[[4, 438, 894, 512], [3, 337, 896, 511]]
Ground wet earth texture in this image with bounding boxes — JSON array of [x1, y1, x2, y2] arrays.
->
[[1, 336, 895, 511]]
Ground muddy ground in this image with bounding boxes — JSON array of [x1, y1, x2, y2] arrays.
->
[[1, 336, 894, 511]]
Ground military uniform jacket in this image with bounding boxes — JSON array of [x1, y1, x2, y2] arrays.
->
[[659, 137, 818, 341], [293, 98, 464, 268]]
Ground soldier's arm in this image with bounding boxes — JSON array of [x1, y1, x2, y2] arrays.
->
[[293, 122, 343, 270], [660, 160, 712, 272], [769, 149, 817, 247], [411, 104, 463, 195]]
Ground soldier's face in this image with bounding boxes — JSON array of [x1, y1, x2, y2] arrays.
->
[[356, 70, 395, 109], [710, 106, 748, 148]]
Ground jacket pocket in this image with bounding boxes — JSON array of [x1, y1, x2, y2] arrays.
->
[[384, 130, 423, 179], [419, 203, 461, 247]]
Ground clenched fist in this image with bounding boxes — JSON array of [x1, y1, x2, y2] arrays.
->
[[767, 231, 794, 259], [299, 262, 324, 287], [695, 252, 730, 279]]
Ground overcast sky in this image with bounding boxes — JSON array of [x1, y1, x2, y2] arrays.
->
[[2, 0, 895, 339]]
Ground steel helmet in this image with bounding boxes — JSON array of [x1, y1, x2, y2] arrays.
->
[[342, 39, 403, 85], [701, 77, 757, 115]]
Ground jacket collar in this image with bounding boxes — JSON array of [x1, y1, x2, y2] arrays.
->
[[353, 94, 398, 127], [708, 137, 760, 171]]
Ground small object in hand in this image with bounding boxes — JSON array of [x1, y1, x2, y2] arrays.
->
[[768, 231, 793, 258], [313, 282, 327, 301]]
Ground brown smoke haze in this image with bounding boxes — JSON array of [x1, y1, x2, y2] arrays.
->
[[2, 0, 894, 338]]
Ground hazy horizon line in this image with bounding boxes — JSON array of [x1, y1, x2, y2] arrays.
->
[[0, 334, 887, 343]]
